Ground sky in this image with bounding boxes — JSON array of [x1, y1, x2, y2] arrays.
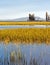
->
[[0, 0, 50, 20]]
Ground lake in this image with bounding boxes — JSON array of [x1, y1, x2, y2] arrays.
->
[[0, 42, 50, 65], [0, 25, 50, 29], [0, 25, 50, 65]]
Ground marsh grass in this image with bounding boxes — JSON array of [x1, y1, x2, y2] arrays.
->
[[0, 28, 50, 44]]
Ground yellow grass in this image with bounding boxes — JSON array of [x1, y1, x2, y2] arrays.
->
[[0, 28, 50, 45], [0, 21, 50, 25]]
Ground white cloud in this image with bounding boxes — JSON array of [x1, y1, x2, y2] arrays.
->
[[0, 7, 50, 20]]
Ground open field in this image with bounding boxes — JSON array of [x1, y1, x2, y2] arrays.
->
[[0, 28, 50, 45], [0, 21, 50, 25]]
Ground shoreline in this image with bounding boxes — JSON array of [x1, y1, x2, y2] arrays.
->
[[0, 21, 50, 25]]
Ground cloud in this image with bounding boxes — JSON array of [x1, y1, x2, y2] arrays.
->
[[0, 0, 50, 19], [0, 9, 49, 20]]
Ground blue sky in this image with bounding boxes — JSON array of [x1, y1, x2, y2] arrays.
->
[[0, 0, 50, 19]]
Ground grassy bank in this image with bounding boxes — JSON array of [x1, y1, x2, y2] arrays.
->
[[0, 28, 50, 44], [0, 21, 50, 25]]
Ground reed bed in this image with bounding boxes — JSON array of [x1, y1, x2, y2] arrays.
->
[[0, 28, 50, 44], [0, 21, 50, 25]]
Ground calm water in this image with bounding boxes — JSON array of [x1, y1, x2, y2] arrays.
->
[[0, 25, 50, 65], [0, 42, 50, 65], [0, 25, 50, 29]]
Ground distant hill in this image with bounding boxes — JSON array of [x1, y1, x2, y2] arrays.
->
[[12, 17, 45, 21], [13, 17, 29, 21], [0, 17, 45, 21]]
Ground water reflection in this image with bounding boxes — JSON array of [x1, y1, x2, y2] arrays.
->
[[0, 42, 50, 65], [0, 25, 50, 29]]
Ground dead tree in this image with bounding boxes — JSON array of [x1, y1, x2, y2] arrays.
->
[[29, 13, 35, 21], [46, 12, 48, 21], [46, 12, 50, 21]]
